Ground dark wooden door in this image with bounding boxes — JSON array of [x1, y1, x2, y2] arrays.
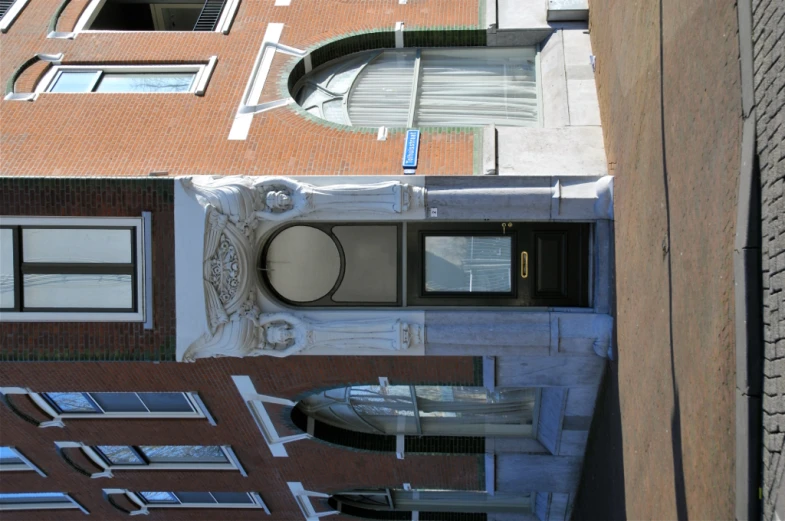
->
[[407, 222, 589, 307]]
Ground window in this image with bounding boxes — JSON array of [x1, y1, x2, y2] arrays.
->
[[0, 447, 46, 475], [44, 392, 204, 417], [299, 385, 538, 437], [261, 224, 400, 306], [35, 63, 216, 95], [0, 493, 88, 513], [77, 0, 237, 32], [293, 47, 539, 128], [0, 217, 146, 322], [91, 445, 245, 473], [0, 0, 29, 32], [105, 490, 270, 514], [330, 489, 532, 519]]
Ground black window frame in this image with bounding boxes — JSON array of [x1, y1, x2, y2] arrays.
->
[[43, 392, 198, 416], [259, 222, 403, 307], [0, 225, 138, 313]]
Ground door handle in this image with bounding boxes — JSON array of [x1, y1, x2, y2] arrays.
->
[[521, 251, 528, 278]]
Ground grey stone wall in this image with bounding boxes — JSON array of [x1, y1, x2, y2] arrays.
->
[[753, 0, 785, 518]]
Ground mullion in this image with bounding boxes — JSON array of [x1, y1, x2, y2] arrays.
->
[[88, 71, 104, 93], [20, 263, 134, 275]]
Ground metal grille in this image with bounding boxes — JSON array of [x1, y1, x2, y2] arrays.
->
[[0, 0, 15, 19], [192, 0, 226, 31]]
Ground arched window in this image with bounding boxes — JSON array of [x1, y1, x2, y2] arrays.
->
[[293, 47, 539, 128], [329, 489, 532, 520], [297, 385, 537, 437]]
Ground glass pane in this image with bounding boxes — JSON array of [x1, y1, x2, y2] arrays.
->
[[23, 274, 133, 309], [95, 73, 195, 93], [22, 228, 132, 263], [0, 229, 14, 309], [347, 51, 415, 127], [212, 492, 253, 504], [90, 393, 146, 413], [322, 99, 349, 125], [424, 236, 512, 293], [0, 447, 23, 465], [416, 48, 538, 127], [139, 446, 227, 463], [138, 392, 194, 413], [332, 226, 398, 303], [49, 71, 101, 93], [96, 446, 145, 465], [45, 392, 100, 413], [0, 493, 70, 504], [174, 492, 216, 504], [140, 492, 178, 504]]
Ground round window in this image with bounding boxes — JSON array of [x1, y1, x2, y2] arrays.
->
[[264, 226, 341, 302]]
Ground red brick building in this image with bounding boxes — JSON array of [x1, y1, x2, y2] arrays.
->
[[0, 0, 613, 519]]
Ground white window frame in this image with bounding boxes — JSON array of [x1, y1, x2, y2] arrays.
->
[[0, 0, 30, 33], [0, 216, 148, 322], [63, 0, 239, 36], [232, 375, 311, 457], [0, 447, 47, 476], [35, 61, 217, 96], [0, 388, 217, 428], [56, 442, 246, 476], [104, 489, 270, 515], [0, 492, 89, 514]]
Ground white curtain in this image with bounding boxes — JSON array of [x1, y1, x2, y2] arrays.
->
[[347, 51, 415, 127], [415, 48, 538, 127], [296, 48, 539, 127]]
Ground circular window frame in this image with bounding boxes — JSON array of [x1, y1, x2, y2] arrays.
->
[[259, 223, 347, 306]]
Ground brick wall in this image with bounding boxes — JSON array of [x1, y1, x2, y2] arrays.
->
[[0, 177, 176, 361], [0, 0, 483, 177], [0, 355, 481, 520], [754, 0, 785, 518]]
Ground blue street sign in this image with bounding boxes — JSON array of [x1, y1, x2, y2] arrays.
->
[[402, 129, 420, 169]]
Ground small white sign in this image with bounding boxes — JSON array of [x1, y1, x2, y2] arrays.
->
[[430, 208, 438, 217]]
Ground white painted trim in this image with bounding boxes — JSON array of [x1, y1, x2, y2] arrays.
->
[[396, 434, 405, 459], [216, 0, 240, 34], [394, 21, 404, 48], [274, 0, 291, 5], [0, 447, 46, 476], [0, 216, 146, 323], [194, 56, 218, 96], [73, 0, 105, 32], [0, 0, 31, 33], [228, 23, 307, 140], [232, 376, 310, 457], [287, 482, 339, 521], [141, 211, 154, 330], [36, 64, 208, 95]]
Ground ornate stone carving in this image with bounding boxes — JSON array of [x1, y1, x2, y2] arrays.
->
[[180, 175, 426, 361], [203, 207, 254, 334], [183, 313, 423, 361], [182, 175, 425, 226]]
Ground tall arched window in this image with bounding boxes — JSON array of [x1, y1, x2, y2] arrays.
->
[[297, 385, 537, 437], [293, 47, 539, 128]]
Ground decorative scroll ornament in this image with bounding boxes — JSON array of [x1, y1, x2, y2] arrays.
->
[[183, 313, 423, 361]]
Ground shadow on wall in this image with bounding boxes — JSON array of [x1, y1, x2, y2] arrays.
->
[[570, 323, 627, 520]]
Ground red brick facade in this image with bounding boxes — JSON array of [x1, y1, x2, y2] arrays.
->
[[0, 0, 482, 177], [1, 0, 492, 519]]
